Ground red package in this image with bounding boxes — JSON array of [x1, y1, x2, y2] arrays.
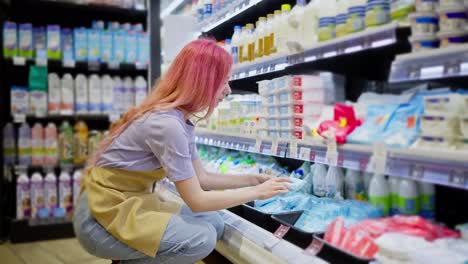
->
[[317, 104, 361, 144], [352, 219, 390, 239], [324, 218, 346, 245], [349, 234, 379, 258]]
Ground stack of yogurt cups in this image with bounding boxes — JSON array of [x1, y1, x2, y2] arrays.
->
[[409, 0, 468, 52]]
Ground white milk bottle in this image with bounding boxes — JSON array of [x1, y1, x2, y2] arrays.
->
[[74, 74, 88, 114], [60, 74, 74, 115], [48, 73, 61, 114], [30, 172, 45, 218], [88, 74, 102, 114], [101, 75, 114, 114], [31, 122, 45, 166]]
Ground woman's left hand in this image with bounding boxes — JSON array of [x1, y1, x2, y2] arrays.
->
[[249, 174, 273, 186]]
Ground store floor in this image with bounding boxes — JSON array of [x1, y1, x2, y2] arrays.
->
[[0, 238, 231, 264]]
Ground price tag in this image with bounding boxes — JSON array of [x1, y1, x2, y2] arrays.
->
[[35, 58, 48, 66], [289, 139, 298, 159], [299, 147, 311, 161], [420, 65, 444, 79], [343, 158, 359, 170], [304, 239, 324, 256], [359, 158, 369, 171], [13, 114, 26, 123], [450, 170, 466, 186], [13, 56, 26, 66], [256, 67, 261, 74], [271, 138, 279, 156], [63, 60, 76, 68], [345, 45, 363, 54], [460, 62, 468, 74], [305, 55, 317, 62], [264, 225, 289, 251], [444, 62, 460, 76], [424, 168, 449, 183], [408, 67, 420, 79], [323, 51, 337, 58], [325, 136, 338, 166], [410, 165, 424, 180], [254, 137, 263, 153], [269, 64, 275, 71]]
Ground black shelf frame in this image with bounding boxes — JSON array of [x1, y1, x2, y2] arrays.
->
[[0, 0, 161, 243]]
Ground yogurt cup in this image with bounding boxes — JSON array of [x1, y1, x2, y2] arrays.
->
[[366, 1, 391, 27], [409, 12, 439, 35], [416, 0, 439, 12], [438, 4, 468, 32], [347, 6, 366, 33], [279, 129, 292, 139], [409, 34, 440, 51], [437, 30, 468, 47]]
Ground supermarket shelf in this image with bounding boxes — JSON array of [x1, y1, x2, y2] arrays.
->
[[230, 23, 409, 81], [162, 182, 325, 264], [9, 218, 74, 243], [11, 113, 116, 124], [390, 44, 468, 83], [5, 58, 148, 74], [195, 129, 468, 190]]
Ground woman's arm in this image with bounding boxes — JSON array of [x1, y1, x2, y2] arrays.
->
[[174, 172, 291, 212], [193, 159, 270, 190]]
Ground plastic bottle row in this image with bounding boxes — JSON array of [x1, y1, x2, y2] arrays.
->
[[16, 169, 82, 220], [2, 20, 149, 65], [2, 121, 106, 167], [306, 164, 435, 218], [180, 0, 239, 23], [11, 73, 148, 116], [220, 0, 414, 65], [66, 0, 146, 10]]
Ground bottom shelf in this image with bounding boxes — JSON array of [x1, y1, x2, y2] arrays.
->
[[9, 218, 75, 243]]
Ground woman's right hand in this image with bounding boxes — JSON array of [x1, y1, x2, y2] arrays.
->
[[253, 177, 292, 200]]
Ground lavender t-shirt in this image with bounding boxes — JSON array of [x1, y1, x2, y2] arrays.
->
[[96, 109, 198, 182]]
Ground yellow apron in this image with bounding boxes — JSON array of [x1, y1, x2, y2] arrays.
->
[[82, 167, 182, 257]]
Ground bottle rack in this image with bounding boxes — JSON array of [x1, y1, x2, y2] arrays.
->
[[0, 0, 160, 242]]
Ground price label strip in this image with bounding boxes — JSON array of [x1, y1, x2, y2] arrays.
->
[[289, 139, 299, 159], [254, 137, 263, 153], [264, 225, 290, 251], [304, 239, 324, 256], [299, 147, 311, 161], [271, 138, 279, 156], [13, 56, 26, 66]]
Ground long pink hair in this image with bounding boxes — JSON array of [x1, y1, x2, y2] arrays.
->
[[86, 38, 232, 169]]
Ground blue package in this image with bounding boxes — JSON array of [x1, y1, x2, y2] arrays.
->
[[92, 20, 105, 30], [381, 103, 423, 148], [87, 29, 101, 62], [73, 27, 88, 61], [61, 28, 74, 61], [125, 31, 137, 63], [137, 32, 149, 65], [34, 27, 47, 60], [289, 177, 307, 192], [113, 30, 126, 63], [101, 30, 113, 63], [347, 104, 400, 145]]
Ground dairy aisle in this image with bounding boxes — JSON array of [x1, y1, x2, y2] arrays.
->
[[1, 0, 468, 264], [160, 0, 468, 263]]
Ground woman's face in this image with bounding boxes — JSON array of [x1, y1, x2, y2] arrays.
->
[[215, 77, 231, 107]]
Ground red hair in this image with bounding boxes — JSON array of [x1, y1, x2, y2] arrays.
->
[[87, 38, 232, 168]]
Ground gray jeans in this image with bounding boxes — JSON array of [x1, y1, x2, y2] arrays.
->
[[73, 192, 224, 264]]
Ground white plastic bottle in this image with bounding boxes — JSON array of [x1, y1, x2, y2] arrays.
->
[[101, 75, 114, 114], [238, 26, 247, 63], [16, 171, 31, 219], [44, 170, 58, 217], [244, 24, 255, 63], [44, 122, 58, 166], [254, 18, 266, 60], [276, 4, 292, 54], [61, 74, 74, 115], [317, 0, 337, 42], [399, 179, 419, 215], [303, 0, 320, 46], [88, 74, 102, 114], [287, 0, 307, 53], [336, 0, 351, 37], [419, 182, 435, 220], [369, 173, 390, 216], [124, 76, 135, 110], [72, 170, 83, 206], [313, 164, 328, 197], [134, 76, 147, 106], [113, 76, 125, 114], [30, 172, 44, 219], [18, 123, 32, 166], [230, 25, 242, 64], [31, 123, 45, 166], [75, 74, 88, 113], [326, 166, 345, 199], [3, 122, 16, 165], [270, 10, 282, 55], [48, 73, 61, 114], [344, 169, 364, 200], [263, 14, 274, 57], [59, 170, 73, 218], [388, 177, 400, 215]]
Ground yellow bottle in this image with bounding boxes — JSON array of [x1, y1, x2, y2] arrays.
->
[[73, 121, 88, 165], [238, 26, 246, 63], [246, 23, 255, 62], [255, 17, 266, 59], [264, 14, 274, 56], [270, 10, 281, 55]]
